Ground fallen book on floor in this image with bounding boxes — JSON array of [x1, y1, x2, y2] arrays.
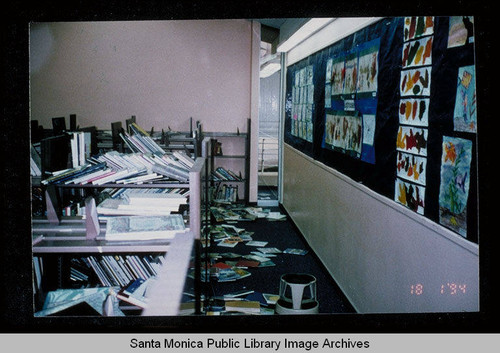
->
[[224, 300, 261, 314], [105, 214, 186, 241]]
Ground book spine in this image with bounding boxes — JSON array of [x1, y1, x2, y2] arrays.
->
[[87, 256, 111, 287], [115, 255, 134, 283]]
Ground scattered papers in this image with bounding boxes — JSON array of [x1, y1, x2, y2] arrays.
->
[[246, 240, 268, 247], [266, 212, 287, 221], [283, 248, 309, 255]]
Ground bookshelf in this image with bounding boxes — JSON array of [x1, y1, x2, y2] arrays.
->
[[32, 158, 207, 316], [203, 118, 251, 204]]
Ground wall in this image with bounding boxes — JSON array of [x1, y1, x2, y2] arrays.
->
[[283, 144, 479, 313], [29, 20, 260, 201]]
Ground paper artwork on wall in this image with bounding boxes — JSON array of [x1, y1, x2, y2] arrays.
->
[[323, 111, 362, 157], [357, 48, 378, 94], [396, 126, 428, 156], [438, 136, 473, 237], [291, 65, 314, 142], [326, 57, 345, 96], [396, 151, 427, 186], [404, 16, 434, 41], [399, 98, 429, 126], [400, 67, 431, 96], [343, 57, 358, 95], [453, 65, 477, 133], [447, 16, 474, 48], [402, 36, 433, 68], [395, 178, 425, 215]]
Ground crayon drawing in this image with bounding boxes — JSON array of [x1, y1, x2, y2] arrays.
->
[[343, 57, 358, 95], [453, 65, 477, 133], [400, 67, 431, 96], [395, 178, 425, 215], [404, 16, 434, 41], [399, 98, 429, 126], [357, 49, 378, 93], [448, 16, 474, 48], [328, 58, 346, 96], [396, 126, 428, 156], [402, 36, 433, 68], [438, 136, 472, 237], [324, 112, 362, 157], [396, 151, 427, 186]]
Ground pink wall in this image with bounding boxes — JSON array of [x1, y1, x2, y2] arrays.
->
[[30, 20, 260, 201], [30, 20, 255, 133]]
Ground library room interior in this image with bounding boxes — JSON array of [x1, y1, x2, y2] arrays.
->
[[26, 15, 488, 330]]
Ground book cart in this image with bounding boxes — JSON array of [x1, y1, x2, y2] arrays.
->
[[32, 145, 208, 316], [203, 118, 251, 204]]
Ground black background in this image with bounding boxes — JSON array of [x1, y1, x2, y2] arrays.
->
[[284, 17, 478, 243]]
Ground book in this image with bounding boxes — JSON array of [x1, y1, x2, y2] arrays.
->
[[283, 248, 309, 255], [105, 214, 186, 241], [224, 300, 260, 314], [116, 278, 154, 308]]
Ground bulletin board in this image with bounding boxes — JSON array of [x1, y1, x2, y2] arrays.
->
[[284, 17, 478, 243]]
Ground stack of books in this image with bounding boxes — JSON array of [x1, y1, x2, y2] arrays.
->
[[70, 131, 92, 168], [41, 150, 195, 185], [74, 254, 164, 287], [97, 192, 188, 217], [211, 167, 242, 182], [119, 123, 165, 155]]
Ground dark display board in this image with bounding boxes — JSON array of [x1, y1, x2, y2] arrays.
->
[[284, 17, 478, 243]]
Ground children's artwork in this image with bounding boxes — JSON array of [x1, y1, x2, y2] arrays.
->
[[402, 36, 433, 68], [448, 16, 474, 48], [343, 56, 358, 95], [323, 111, 362, 157], [399, 98, 429, 126], [291, 65, 315, 142], [438, 136, 473, 237], [395, 178, 425, 215], [404, 16, 434, 41], [400, 67, 431, 96], [396, 151, 427, 186], [357, 48, 378, 94], [453, 65, 477, 133], [362, 114, 376, 146], [327, 57, 346, 96], [396, 126, 428, 156]]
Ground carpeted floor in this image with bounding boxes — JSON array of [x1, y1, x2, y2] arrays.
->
[[185, 205, 355, 314]]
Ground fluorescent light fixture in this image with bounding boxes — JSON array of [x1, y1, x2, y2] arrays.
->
[[277, 18, 335, 53], [260, 62, 281, 78]]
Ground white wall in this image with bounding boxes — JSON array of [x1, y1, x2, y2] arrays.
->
[[29, 20, 260, 201], [283, 145, 479, 313]]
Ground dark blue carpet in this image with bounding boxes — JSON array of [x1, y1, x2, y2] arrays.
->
[[187, 206, 355, 314]]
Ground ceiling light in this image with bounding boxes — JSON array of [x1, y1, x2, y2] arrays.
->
[[277, 18, 335, 53]]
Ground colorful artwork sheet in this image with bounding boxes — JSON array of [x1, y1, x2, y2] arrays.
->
[[402, 36, 433, 68], [438, 136, 472, 237], [395, 178, 425, 215], [323, 111, 362, 157], [343, 56, 358, 95], [400, 67, 431, 96], [396, 126, 428, 156], [453, 65, 477, 133], [357, 48, 378, 94], [396, 151, 427, 186], [404, 16, 434, 41], [399, 98, 429, 126], [291, 65, 314, 142], [448, 16, 474, 48]]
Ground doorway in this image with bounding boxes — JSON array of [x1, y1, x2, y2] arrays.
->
[[258, 41, 281, 206]]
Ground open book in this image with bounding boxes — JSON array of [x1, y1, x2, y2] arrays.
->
[[105, 214, 186, 241]]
